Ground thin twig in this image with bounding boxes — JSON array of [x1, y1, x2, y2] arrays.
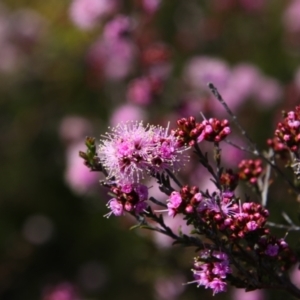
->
[[166, 169, 183, 188], [266, 221, 300, 231], [208, 83, 300, 194], [224, 138, 254, 154], [208, 83, 259, 155], [194, 143, 222, 190], [261, 150, 272, 207]]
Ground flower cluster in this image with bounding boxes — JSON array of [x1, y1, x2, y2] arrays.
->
[[238, 159, 263, 185], [219, 169, 239, 191], [174, 116, 231, 146], [267, 137, 289, 159], [98, 121, 189, 184], [80, 104, 300, 297], [254, 235, 296, 271], [216, 201, 269, 239], [166, 186, 201, 217], [190, 250, 231, 295], [274, 106, 300, 153], [105, 182, 148, 217]]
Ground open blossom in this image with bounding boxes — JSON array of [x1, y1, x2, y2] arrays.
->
[[103, 15, 132, 40], [190, 250, 231, 295], [167, 191, 182, 217], [69, 0, 118, 30], [98, 121, 189, 183], [283, 0, 300, 32]]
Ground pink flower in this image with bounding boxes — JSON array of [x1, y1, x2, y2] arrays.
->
[[105, 183, 148, 217], [109, 104, 147, 127], [103, 15, 132, 40], [183, 56, 230, 91], [190, 250, 231, 296], [167, 191, 182, 217], [283, 0, 300, 32], [87, 37, 136, 81], [59, 116, 92, 144], [154, 274, 185, 300], [107, 198, 124, 217], [142, 0, 161, 14], [265, 244, 279, 257], [231, 287, 266, 300], [254, 77, 282, 108], [41, 282, 80, 300], [127, 77, 152, 105], [246, 220, 258, 231], [64, 142, 100, 195], [69, 0, 117, 30], [209, 278, 227, 295], [98, 121, 189, 183]]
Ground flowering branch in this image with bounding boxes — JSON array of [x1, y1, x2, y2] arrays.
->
[[79, 86, 300, 297]]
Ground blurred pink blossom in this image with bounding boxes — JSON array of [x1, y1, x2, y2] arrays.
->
[[231, 287, 266, 300], [179, 94, 206, 116], [42, 282, 81, 300], [294, 67, 300, 91], [109, 104, 146, 126], [142, 0, 161, 14], [9, 9, 47, 50], [69, 0, 118, 30], [148, 62, 172, 80], [87, 37, 136, 81], [0, 6, 47, 73], [127, 77, 152, 105], [59, 116, 93, 144], [183, 57, 281, 114], [103, 15, 132, 40], [239, 0, 265, 12], [218, 135, 245, 167], [283, 0, 300, 32], [155, 274, 185, 300], [254, 77, 282, 108], [227, 64, 260, 98], [64, 142, 100, 195], [290, 264, 300, 287], [184, 56, 231, 91]]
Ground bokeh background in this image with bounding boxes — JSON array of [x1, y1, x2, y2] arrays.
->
[[2, 0, 300, 299]]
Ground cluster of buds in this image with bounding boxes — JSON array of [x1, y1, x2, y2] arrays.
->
[[219, 202, 269, 239], [105, 183, 148, 217], [194, 192, 270, 240], [190, 250, 231, 295], [238, 159, 263, 185], [274, 106, 300, 153], [79, 104, 300, 297], [174, 117, 231, 146], [219, 169, 239, 191], [267, 137, 289, 159], [141, 43, 171, 68], [254, 235, 296, 271], [166, 185, 201, 217]]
